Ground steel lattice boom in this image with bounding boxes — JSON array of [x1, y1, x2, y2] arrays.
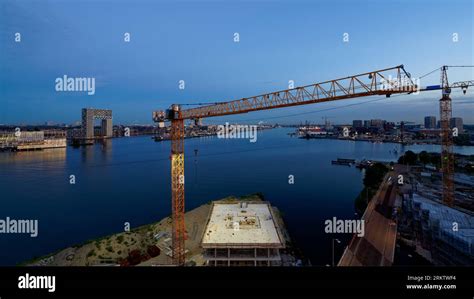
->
[[178, 65, 416, 120]]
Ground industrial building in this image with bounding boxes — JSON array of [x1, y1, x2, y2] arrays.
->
[[201, 202, 285, 266]]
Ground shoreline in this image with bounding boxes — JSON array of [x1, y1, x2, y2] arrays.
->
[[21, 194, 297, 267]]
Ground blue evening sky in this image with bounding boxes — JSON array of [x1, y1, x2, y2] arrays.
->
[[0, 0, 473, 125]]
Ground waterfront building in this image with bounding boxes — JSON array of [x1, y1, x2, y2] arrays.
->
[[201, 202, 285, 266], [0, 130, 66, 150]]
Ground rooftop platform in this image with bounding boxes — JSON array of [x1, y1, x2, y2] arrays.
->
[[201, 202, 284, 249]]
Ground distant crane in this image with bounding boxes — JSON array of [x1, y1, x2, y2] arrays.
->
[[321, 116, 335, 130], [420, 65, 474, 206], [397, 121, 415, 144], [439, 66, 455, 206], [153, 65, 472, 265]]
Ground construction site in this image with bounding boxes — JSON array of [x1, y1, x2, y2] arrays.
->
[[23, 194, 298, 267], [401, 193, 473, 265], [201, 201, 286, 266], [152, 65, 474, 266], [396, 161, 474, 266]]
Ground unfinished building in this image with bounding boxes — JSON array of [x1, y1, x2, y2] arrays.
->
[[402, 193, 474, 265], [201, 202, 285, 266]]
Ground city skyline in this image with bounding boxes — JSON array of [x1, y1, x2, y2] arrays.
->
[[0, 112, 471, 127]]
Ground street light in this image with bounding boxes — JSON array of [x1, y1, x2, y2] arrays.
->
[[332, 238, 341, 267]]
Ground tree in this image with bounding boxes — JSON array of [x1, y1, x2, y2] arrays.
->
[[398, 150, 417, 165], [454, 134, 471, 146], [418, 151, 430, 165], [430, 154, 441, 167], [127, 249, 143, 266], [147, 245, 160, 257], [414, 132, 424, 140], [363, 163, 388, 188]]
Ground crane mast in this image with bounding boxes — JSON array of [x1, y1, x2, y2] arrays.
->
[[439, 66, 454, 206], [424, 67, 474, 206], [170, 107, 186, 265]]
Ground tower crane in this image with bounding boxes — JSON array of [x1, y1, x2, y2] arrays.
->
[[420, 66, 474, 206], [397, 121, 415, 144], [153, 65, 472, 265]]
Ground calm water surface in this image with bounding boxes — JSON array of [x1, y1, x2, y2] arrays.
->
[[0, 128, 472, 265]]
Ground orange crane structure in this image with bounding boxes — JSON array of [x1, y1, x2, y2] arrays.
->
[[439, 66, 455, 206], [153, 65, 472, 265], [421, 65, 473, 206]]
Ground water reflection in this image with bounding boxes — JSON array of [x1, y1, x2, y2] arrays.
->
[[0, 148, 66, 165]]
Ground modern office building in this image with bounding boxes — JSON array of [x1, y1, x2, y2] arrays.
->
[[424, 116, 436, 129], [352, 120, 363, 129], [450, 117, 464, 132], [370, 119, 385, 129]]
